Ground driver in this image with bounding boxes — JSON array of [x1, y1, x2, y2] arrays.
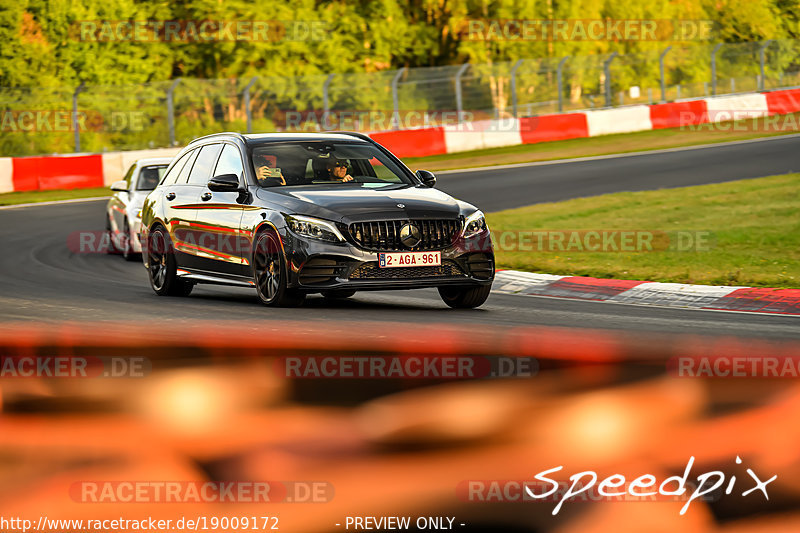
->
[[326, 158, 354, 182], [254, 154, 286, 186]]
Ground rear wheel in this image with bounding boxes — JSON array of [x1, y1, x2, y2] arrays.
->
[[321, 289, 356, 299], [147, 226, 193, 297], [253, 230, 305, 307], [438, 284, 492, 309]]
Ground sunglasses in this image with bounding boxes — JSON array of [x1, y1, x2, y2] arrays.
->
[[330, 162, 347, 168]]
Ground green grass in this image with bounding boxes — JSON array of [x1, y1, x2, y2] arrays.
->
[[404, 112, 800, 171], [486, 174, 800, 288], [0, 187, 110, 206]]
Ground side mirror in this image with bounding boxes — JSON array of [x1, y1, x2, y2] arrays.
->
[[207, 173, 241, 192], [416, 170, 436, 188], [110, 180, 128, 192]]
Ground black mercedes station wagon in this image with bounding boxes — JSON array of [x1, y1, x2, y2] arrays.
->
[[140, 132, 494, 308]]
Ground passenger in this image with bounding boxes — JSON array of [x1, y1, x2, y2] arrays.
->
[[254, 155, 286, 186], [326, 158, 354, 182]]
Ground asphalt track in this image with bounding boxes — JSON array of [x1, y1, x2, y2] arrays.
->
[[1, 135, 798, 339]]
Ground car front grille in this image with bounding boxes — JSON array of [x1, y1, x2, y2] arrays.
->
[[348, 219, 462, 251], [349, 260, 466, 280]]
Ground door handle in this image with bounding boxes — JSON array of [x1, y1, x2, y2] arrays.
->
[[165, 192, 176, 201], [201, 192, 212, 201]]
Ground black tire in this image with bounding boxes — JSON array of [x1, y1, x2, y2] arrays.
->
[[321, 289, 356, 299], [253, 230, 305, 307], [147, 226, 194, 297], [438, 284, 492, 309], [121, 219, 139, 262]]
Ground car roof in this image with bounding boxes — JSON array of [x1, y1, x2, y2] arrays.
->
[[243, 132, 369, 143], [136, 157, 173, 166], [187, 131, 370, 147]]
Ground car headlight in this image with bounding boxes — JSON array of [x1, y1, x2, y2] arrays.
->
[[284, 215, 345, 243], [462, 210, 487, 238]]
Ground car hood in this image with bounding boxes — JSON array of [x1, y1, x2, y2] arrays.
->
[[256, 184, 462, 222]]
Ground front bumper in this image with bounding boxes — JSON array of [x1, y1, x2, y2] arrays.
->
[[283, 229, 494, 292]]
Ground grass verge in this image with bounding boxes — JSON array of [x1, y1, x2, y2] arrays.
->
[[0, 187, 110, 206], [485, 173, 800, 288], [404, 112, 800, 171]]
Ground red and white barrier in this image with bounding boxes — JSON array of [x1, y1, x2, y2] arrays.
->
[[765, 88, 800, 115], [703, 93, 769, 122], [11, 154, 104, 192], [585, 105, 653, 136], [101, 147, 182, 185], [369, 127, 446, 158], [0, 158, 12, 194], [649, 100, 707, 130], [519, 114, 588, 144], [3, 88, 800, 194], [442, 118, 524, 152]]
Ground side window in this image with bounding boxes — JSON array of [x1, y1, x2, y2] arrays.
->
[[161, 150, 194, 186], [122, 164, 136, 189], [187, 144, 223, 185], [214, 144, 245, 181], [175, 149, 201, 184]]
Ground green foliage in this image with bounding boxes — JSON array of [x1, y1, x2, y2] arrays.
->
[[2, 0, 800, 155]]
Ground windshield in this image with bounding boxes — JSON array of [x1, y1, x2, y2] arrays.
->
[[250, 142, 413, 188], [137, 165, 168, 190]]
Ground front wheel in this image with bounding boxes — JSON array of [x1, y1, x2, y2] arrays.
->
[[253, 230, 305, 307], [147, 226, 193, 297], [438, 284, 492, 309]]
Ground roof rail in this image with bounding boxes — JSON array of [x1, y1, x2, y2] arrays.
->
[[327, 131, 373, 143], [190, 131, 247, 144]]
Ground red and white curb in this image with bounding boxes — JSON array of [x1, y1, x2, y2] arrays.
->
[[493, 270, 800, 315]]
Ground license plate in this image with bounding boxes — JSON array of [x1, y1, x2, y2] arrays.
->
[[379, 251, 441, 268]]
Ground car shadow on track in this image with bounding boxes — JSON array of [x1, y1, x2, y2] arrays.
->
[[185, 287, 488, 313]]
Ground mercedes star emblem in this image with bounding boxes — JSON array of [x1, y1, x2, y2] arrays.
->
[[399, 223, 422, 248]]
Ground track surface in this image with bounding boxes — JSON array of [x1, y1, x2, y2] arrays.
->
[[1, 135, 798, 338], [440, 134, 800, 212]]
